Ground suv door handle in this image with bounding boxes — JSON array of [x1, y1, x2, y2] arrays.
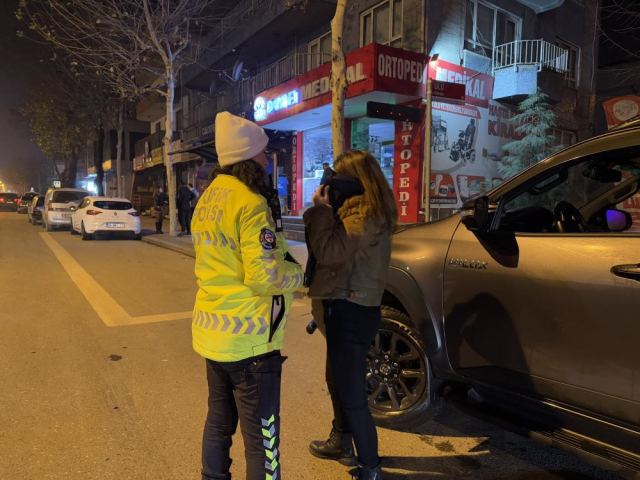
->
[[611, 264, 640, 281]]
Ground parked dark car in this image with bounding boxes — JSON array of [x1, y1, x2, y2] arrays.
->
[[372, 123, 640, 478], [27, 195, 45, 225], [0, 193, 19, 212], [17, 192, 39, 214]]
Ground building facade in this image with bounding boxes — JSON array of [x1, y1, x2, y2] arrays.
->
[[134, 0, 599, 222]]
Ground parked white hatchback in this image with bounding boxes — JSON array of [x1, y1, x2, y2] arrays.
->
[[70, 197, 142, 240]]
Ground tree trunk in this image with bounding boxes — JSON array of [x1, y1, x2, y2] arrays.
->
[[62, 150, 79, 188], [96, 123, 105, 196], [331, 0, 348, 158], [116, 100, 124, 198], [163, 72, 177, 236]]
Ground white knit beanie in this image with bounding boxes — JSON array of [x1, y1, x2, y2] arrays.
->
[[215, 112, 269, 167]]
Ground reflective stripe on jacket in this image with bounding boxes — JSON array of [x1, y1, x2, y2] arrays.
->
[[191, 174, 304, 362]]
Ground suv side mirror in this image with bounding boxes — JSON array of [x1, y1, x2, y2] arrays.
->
[[461, 196, 490, 231], [606, 209, 632, 232]]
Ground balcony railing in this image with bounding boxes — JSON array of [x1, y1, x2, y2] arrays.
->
[[195, 0, 270, 61], [254, 53, 332, 93], [183, 52, 332, 139], [492, 39, 569, 75], [134, 130, 180, 157]]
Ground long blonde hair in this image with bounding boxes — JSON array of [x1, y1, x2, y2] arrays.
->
[[333, 149, 398, 234]]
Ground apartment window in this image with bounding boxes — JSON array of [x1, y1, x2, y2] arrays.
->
[[556, 39, 580, 88], [154, 122, 162, 133], [465, 0, 520, 58], [361, 0, 403, 48], [550, 128, 576, 148], [175, 110, 183, 132], [308, 32, 332, 70]]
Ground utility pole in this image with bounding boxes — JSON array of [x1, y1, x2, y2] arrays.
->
[[423, 77, 433, 223]]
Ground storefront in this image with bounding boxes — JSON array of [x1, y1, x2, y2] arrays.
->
[[132, 143, 166, 211], [254, 43, 430, 223], [254, 43, 524, 223]]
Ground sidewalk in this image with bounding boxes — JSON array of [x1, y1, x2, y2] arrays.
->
[[140, 215, 309, 265]]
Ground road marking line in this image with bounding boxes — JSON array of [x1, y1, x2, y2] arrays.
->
[[40, 233, 191, 327]]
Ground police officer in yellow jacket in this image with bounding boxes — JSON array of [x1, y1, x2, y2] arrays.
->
[[192, 112, 303, 480]]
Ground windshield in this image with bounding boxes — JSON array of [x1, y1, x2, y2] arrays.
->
[[52, 191, 89, 203], [93, 201, 133, 210]]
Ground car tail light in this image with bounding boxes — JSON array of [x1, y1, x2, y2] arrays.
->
[[17, 199, 21, 205], [0, 198, 4, 203], [128, 212, 140, 217], [86, 210, 102, 216]]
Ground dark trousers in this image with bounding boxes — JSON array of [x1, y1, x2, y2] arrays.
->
[[323, 299, 381, 468], [155, 207, 165, 232], [202, 353, 286, 480], [179, 207, 191, 234]]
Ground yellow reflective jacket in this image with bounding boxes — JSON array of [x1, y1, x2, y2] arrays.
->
[[191, 174, 304, 362]]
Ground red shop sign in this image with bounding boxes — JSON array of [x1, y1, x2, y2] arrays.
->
[[254, 44, 429, 126], [427, 59, 494, 108], [393, 119, 424, 223]]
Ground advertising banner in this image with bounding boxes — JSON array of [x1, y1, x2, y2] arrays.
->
[[602, 95, 640, 130], [430, 100, 521, 208]]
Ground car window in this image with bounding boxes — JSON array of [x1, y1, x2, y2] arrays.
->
[[501, 147, 640, 234], [93, 201, 133, 210], [52, 191, 89, 203], [36, 197, 45, 206], [0, 193, 19, 200]]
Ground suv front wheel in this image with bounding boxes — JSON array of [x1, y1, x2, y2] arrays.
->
[[367, 307, 435, 430]]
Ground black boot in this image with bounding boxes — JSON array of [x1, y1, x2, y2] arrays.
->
[[155, 222, 160, 234], [309, 424, 357, 466], [352, 461, 383, 480]]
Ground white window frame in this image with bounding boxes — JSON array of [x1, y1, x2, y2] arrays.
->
[[308, 31, 332, 71], [556, 38, 580, 88], [550, 128, 576, 148], [465, 0, 521, 58], [360, 0, 403, 48]]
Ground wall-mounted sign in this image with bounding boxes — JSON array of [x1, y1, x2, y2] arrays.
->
[[254, 91, 301, 121], [427, 60, 494, 108], [254, 44, 429, 126]]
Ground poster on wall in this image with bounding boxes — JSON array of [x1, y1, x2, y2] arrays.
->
[[430, 100, 522, 209], [602, 95, 640, 130]]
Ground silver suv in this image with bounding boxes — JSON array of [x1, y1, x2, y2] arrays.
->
[[42, 187, 91, 231], [372, 124, 640, 477]]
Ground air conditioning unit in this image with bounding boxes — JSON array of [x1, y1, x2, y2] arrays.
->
[[463, 50, 492, 74]]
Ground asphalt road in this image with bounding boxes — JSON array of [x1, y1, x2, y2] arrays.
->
[[0, 211, 623, 480]]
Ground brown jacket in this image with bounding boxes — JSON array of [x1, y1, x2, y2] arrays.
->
[[303, 195, 391, 307]]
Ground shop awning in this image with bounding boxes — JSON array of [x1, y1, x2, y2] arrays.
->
[[172, 140, 217, 162]]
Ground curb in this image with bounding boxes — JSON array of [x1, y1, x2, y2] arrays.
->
[[141, 234, 195, 258]]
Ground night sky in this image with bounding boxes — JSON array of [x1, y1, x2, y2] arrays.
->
[[0, 0, 48, 168]]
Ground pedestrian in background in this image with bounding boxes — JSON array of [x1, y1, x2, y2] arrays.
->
[[154, 187, 168, 234], [189, 182, 200, 218], [304, 150, 398, 480], [320, 161, 334, 186], [192, 112, 304, 480], [177, 183, 194, 237]]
